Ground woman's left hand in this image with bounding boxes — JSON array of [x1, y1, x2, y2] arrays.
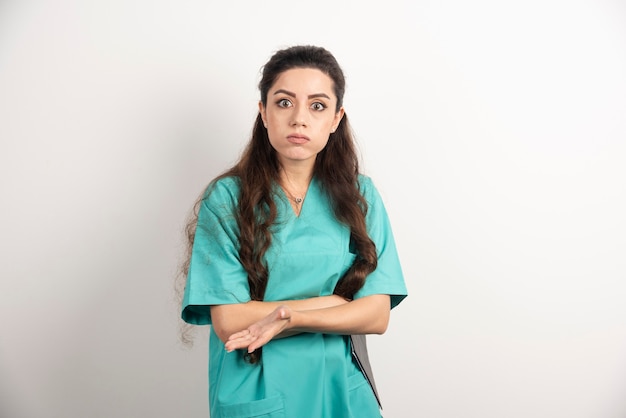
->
[[224, 305, 292, 353]]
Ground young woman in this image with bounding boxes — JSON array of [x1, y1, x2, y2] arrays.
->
[[180, 45, 407, 417]]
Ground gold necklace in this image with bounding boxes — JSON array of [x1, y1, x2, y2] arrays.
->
[[281, 172, 309, 206], [283, 189, 304, 205]]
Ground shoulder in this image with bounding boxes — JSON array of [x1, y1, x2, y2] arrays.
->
[[357, 174, 381, 202], [204, 176, 240, 197], [200, 176, 241, 213], [357, 174, 374, 190]]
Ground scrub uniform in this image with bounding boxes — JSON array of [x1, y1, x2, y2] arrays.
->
[[182, 175, 407, 418]]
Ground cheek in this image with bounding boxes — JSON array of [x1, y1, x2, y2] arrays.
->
[[321, 119, 336, 132], [268, 115, 283, 129]]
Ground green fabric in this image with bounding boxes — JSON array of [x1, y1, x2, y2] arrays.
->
[[182, 175, 407, 417]]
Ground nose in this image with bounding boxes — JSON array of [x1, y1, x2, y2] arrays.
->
[[290, 105, 308, 127]]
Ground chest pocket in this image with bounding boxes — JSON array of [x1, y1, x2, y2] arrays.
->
[[217, 394, 285, 418]]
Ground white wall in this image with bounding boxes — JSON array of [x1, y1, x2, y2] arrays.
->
[[1, 1, 625, 417]]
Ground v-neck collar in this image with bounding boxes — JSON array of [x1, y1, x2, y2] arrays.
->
[[276, 177, 319, 219]]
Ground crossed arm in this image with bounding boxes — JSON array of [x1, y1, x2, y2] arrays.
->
[[210, 294, 390, 353]]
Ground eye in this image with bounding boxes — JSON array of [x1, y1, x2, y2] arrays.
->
[[277, 98, 292, 108], [311, 102, 326, 111]]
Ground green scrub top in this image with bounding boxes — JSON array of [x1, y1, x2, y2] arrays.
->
[[182, 175, 407, 418]]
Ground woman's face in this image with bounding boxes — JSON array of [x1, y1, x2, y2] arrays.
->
[[259, 67, 344, 168]]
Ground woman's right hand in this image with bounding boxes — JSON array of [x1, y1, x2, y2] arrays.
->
[[224, 305, 293, 353]]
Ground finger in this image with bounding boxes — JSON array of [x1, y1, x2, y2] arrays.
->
[[225, 341, 243, 352], [227, 330, 251, 341], [225, 331, 257, 351], [247, 335, 269, 353], [225, 336, 257, 353]]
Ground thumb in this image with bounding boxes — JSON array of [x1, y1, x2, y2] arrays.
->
[[277, 306, 290, 319]]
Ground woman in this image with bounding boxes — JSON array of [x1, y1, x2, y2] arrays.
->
[[180, 45, 407, 417]]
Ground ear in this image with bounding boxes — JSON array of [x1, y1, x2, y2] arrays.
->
[[331, 107, 345, 132], [259, 101, 268, 128]]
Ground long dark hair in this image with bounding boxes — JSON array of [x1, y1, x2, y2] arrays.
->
[[177, 45, 377, 362]]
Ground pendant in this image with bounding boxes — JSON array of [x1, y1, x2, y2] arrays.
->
[[294, 197, 303, 204]]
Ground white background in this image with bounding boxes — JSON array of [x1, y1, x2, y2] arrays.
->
[[1, 1, 625, 417]]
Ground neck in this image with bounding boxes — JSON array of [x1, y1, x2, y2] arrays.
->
[[279, 161, 314, 190], [279, 164, 312, 208]]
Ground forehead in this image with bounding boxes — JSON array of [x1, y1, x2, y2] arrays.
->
[[271, 68, 335, 97]]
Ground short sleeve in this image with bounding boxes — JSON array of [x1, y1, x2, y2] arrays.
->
[[353, 176, 408, 309], [181, 178, 251, 325]]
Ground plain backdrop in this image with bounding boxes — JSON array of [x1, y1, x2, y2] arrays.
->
[[1, 1, 625, 417]]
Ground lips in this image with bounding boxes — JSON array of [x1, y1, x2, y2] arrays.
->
[[286, 133, 310, 145]]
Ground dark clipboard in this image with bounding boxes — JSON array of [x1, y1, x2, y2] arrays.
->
[[350, 334, 382, 409]]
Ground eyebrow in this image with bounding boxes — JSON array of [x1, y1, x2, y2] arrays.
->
[[273, 89, 331, 100]]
